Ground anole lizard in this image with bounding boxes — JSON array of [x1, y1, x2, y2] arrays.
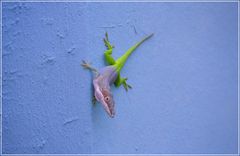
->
[[82, 32, 153, 118]]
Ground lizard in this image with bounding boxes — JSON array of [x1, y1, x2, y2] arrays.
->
[[81, 32, 153, 118]]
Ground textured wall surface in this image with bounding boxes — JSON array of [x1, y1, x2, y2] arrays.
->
[[2, 2, 238, 154]]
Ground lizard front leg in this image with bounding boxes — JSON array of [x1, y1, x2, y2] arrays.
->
[[81, 60, 99, 75], [92, 95, 97, 105], [81, 60, 99, 104], [114, 73, 132, 91]]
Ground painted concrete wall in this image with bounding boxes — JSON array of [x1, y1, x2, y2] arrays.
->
[[2, 2, 238, 154]]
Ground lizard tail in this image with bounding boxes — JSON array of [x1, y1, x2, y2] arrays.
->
[[114, 33, 154, 72]]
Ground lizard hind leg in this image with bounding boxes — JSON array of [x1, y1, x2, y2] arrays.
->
[[103, 32, 115, 50], [104, 49, 116, 65], [114, 74, 132, 91], [103, 32, 116, 65], [122, 78, 132, 91]]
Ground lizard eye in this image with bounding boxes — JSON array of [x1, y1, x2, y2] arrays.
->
[[104, 96, 110, 101]]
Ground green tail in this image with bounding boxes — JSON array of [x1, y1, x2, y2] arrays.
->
[[114, 33, 154, 73]]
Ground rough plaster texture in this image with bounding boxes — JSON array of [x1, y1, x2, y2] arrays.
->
[[2, 2, 238, 154]]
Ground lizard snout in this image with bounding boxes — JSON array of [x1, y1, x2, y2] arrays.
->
[[101, 98, 115, 118]]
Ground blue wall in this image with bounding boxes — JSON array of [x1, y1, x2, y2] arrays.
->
[[2, 2, 238, 154]]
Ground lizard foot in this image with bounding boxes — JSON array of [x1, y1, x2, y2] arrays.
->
[[103, 32, 114, 50], [92, 95, 97, 105], [122, 78, 132, 92], [81, 60, 98, 73]]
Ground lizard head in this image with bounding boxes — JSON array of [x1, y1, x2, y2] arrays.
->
[[100, 88, 115, 118], [92, 66, 118, 118], [93, 80, 115, 118]]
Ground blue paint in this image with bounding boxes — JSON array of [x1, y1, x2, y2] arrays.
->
[[2, 2, 238, 154]]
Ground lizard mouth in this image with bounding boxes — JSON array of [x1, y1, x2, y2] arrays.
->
[[101, 99, 115, 118]]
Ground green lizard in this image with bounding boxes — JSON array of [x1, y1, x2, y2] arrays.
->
[[82, 32, 153, 118]]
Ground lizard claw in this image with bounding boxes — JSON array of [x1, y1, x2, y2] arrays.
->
[[103, 32, 114, 50], [105, 32, 109, 41], [81, 60, 91, 69], [92, 95, 97, 105], [122, 78, 132, 91], [81, 60, 98, 74]]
